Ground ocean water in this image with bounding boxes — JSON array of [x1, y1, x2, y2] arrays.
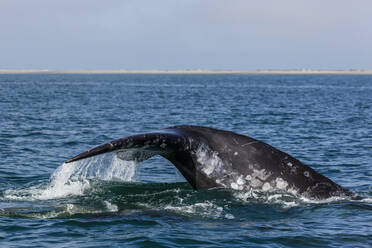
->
[[0, 73, 371, 247]]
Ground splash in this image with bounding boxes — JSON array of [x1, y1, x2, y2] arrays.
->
[[3, 153, 138, 201]]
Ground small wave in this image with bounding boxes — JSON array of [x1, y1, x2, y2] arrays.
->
[[0, 202, 119, 219], [232, 188, 363, 207], [138, 196, 234, 220], [163, 201, 233, 219]]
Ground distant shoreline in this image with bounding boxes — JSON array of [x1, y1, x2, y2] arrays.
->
[[1, 69, 372, 75]]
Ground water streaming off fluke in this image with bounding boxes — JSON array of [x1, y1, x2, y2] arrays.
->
[[4, 153, 138, 200]]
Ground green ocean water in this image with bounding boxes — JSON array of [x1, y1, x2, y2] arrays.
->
[[0, 74, 371, 247]]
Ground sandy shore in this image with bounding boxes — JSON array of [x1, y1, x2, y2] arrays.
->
[[1, 69, 372, 75]]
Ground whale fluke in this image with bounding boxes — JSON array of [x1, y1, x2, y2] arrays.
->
[[66, 125, 354, 199]]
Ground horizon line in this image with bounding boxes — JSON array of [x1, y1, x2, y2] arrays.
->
[[1, 69, 372, 75]]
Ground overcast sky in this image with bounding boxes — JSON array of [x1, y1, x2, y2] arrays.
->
[[1, 0, 371, 70]]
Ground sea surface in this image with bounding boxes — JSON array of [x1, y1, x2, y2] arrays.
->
[[0, 73, 371, 247]]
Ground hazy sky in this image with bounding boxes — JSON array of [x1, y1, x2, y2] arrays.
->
[[1, 0, 371, 70]]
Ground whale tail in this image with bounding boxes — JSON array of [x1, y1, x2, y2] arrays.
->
[[66, 127, 218, 189], [66, 126, 355, 199]]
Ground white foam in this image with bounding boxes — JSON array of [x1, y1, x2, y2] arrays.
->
[[163, 201, 229, 219], [225, 213, 235, 219], [299, 195, 349, 204], [104, 201, 119, 212], [234, 190, 300, 208], [361, 197, 372, 203]]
